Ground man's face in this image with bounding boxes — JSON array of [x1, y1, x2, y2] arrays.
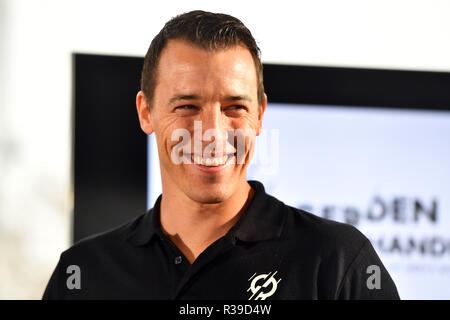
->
[[139, 39, 266, 204]]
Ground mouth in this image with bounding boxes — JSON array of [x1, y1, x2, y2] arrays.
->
[[184, 153, 236, 172]]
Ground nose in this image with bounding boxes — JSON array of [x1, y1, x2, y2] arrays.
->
[[200, 105, 228, 142], [194, 104, 231, 157]]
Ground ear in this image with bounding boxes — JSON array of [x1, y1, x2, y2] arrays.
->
[[256, 93, 267, 136], [136, 91, 154, 135]]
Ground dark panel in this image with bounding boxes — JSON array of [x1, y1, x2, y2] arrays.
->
[[73, 54, 146, 243], [263, 64, 450, 110]]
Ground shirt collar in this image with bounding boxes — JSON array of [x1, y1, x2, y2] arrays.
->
[[230, 180, 286, 242], [126, 180, 286, 246], [125, 196, 162, 246]]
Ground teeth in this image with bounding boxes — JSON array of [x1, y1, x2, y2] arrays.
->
[[193, 155, 229, 166]]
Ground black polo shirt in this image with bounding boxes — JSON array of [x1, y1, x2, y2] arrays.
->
[[43, 180, 399, 300]]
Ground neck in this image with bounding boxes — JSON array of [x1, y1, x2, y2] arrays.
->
[[159, 178, 253, 264]]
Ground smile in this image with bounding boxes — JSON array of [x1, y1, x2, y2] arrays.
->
[[193, 155, 229, 166], [183, 153, 236, 172]]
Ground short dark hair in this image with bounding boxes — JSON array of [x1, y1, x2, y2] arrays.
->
[[140, 10, 264, 108]]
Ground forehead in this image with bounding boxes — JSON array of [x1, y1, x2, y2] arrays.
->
[[155, 39, 258, 97]]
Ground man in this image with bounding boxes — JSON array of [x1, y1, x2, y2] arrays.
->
[[43, 10, 399, 300]]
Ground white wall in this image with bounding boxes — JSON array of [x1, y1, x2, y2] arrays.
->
[[1, 0, 449, 299]]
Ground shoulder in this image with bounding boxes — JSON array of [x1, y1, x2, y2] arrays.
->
[[281, 203, 369, 257], [42, 213, 149, 299], [60, 213, 145, 261]]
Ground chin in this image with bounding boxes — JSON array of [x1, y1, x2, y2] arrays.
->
[[184, 181, 232, 204]]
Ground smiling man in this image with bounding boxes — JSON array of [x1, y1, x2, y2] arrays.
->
[[135, 34, 264, 264], [43, 10, 399, 300]]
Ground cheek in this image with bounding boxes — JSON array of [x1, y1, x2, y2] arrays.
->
[[155, 123, 189, 164], [155, 116, 191, 147], [230, 126, 256, 165]]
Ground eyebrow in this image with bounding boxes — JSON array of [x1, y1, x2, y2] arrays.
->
[[168, 94, 201, 106], [224, 95, 252, 103], [168, 94, 252, 106]]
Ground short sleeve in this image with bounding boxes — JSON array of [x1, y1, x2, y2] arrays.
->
[[337, 240, 400, 300]]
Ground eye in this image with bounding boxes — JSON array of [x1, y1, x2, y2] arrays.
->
[[225, 105, 247, 111], [174, 105, 200, 115], [176, 105, 198, 110]]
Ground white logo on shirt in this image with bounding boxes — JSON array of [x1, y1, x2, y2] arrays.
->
[[247, 271, 281, 300]]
